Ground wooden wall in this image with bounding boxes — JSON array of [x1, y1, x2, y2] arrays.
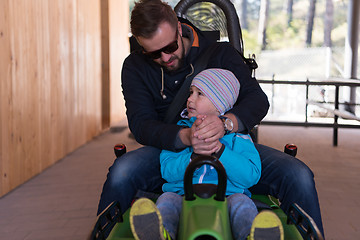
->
[[0, 0, 129, 196]]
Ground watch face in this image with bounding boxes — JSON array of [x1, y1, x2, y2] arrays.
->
[[224, 118, 233, 131], [219, 116, 234, 133]]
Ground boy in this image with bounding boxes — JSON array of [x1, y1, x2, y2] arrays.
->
[[129, 69, 283, 240]]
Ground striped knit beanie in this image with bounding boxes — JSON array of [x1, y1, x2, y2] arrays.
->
[[191, 68, 240, 114]]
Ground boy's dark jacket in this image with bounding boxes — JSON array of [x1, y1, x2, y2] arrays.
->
[[121, 17, 269, 151]]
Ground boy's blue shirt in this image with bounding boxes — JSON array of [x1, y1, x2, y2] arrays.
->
[[160, 117, 261, 197]]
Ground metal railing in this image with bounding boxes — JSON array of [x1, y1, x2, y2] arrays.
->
[[257, 78, 360, 146]]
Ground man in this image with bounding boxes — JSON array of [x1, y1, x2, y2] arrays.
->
[[97, 0, 324, 236]]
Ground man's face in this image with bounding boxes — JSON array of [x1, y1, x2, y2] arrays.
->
[[137, 21, 184, 71]]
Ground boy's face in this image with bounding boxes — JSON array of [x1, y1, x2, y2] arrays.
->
[[187, 86, 219, 118]]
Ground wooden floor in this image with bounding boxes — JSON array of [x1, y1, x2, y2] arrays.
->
[[0, 119, 359, 240]]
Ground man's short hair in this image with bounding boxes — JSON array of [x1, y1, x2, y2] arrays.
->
[[130, 0, 178, 38]]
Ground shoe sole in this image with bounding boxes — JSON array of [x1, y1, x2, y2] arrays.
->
[[250, 210, 284, 240], [130, 198, 165, 240]]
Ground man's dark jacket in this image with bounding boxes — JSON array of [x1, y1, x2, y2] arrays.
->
[[121, 18, 269, 152]]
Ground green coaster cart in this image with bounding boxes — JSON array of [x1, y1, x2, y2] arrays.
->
[[90, 144, 323, 240], [90, 0, 324, 239]]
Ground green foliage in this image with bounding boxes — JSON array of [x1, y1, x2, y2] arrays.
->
[[241, 0, 348, 51], [128, 0, 348, 51], [331, 23, 347, 47], [242, 30, 261, 56]]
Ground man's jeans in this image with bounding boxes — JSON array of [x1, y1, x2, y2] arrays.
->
[[97, 144, 324, 236], [97, 146, 164, 215], [250, 144, 324, 236]]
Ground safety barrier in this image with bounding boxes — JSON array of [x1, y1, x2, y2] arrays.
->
[[257, 78, 360, 146]]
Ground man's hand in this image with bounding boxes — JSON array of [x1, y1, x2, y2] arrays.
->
[[179, 114, 238, 155], [178, 119, 220, 155], [190, 118, 221, 155], [193, 115, 224, 143]]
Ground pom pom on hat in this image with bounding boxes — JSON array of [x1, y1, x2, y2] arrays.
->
[[191, 68, 240, 114]]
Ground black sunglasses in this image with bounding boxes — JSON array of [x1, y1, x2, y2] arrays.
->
[[143, 30, 179, 59]]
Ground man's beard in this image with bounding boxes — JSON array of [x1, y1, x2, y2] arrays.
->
[[160, 37, 185, 72]]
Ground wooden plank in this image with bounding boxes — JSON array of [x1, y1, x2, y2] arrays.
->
[[109, 0, 129, 126], [101, 0, 110, 129], [0, 0, 11, 195]]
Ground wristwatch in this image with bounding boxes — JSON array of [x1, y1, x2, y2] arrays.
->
[[219, 116, 234, 134]]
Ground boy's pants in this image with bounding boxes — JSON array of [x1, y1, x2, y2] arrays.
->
[[156, 192, 257, 240]]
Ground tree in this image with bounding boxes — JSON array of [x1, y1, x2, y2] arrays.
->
[[284, 0, 294, 27], [233, 0, 248, 30], [306, 0, 317, 46], [324, 0, 334, 47], [257, 0, 269, 50]]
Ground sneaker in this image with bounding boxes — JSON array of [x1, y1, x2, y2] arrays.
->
[[249, 210, 284, 240], [130, 198, 172, 240]]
